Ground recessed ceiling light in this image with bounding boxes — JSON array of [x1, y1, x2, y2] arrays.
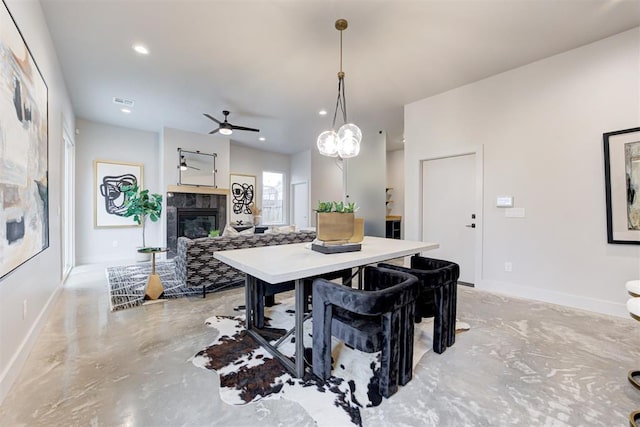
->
[[133, 44, 149, 55], [259, 137, 266, 141], [319, 109, 327, 116], [121, 108, 131, 114]]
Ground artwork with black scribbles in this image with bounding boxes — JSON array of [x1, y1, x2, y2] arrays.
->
[[231, 182, 254, 215], [99, 173, 137, 217]]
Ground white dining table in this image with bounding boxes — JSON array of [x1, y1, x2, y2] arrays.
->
[[213, 236, 438, 377]]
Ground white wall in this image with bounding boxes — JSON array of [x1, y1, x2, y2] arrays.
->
[[386, 149, 405, 232], [230, 144, 291, 224], [405, 28, 640, 317], [310, 151, 343, 226], [0, 0, 75, 403], [75, 119, 162, 264], [345, 130, 387, 237], [291, 150, 311, 185], [290, 150, 311, 227]]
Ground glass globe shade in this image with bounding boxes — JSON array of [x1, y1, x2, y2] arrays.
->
[[337, 123, 362, 158], [316, 130, 339, 157]]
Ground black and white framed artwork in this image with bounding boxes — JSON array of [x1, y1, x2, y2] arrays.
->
[[94, 160, 143, 228], [229, 173, 255, 226], [603, 127, 640, 244]]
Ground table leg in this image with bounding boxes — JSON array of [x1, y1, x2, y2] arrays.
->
[[244, 274, 299, 376], [245, 275, 254, 331], [295, 278, 305, 377]]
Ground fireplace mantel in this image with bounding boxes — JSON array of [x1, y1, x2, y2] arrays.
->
[[167, 185, 229, 195]]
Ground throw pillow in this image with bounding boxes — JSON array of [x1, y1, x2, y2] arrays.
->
[[239, 226, 255, 235], [222, 225, 255, 237], [221, 225, 239, 237], [266, 225, 296, 234]]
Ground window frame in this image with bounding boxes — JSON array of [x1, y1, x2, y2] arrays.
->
[[260, 170, 287, 226]]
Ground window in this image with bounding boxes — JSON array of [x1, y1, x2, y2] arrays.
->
[[261, 171, 284, 225]]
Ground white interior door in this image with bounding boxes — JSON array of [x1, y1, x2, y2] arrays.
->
[[292, 181, 309, 229], [62, 131, 75, 280], [422, 154, 476, 284]]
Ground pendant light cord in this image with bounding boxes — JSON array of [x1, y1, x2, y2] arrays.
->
[[332, 28, 348, 129]]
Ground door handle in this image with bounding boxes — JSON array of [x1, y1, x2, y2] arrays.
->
[[465, 224, 476, 228]]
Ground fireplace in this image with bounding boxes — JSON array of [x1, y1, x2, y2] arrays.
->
[[177, 208, 218, 239], [166, 191, 227, 258]]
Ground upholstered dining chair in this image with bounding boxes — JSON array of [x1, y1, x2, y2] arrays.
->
[[379, 256, 459, 354], [626, 280, 640, 427], [312, 266, 419, 398], [253, 268, 353, 329]]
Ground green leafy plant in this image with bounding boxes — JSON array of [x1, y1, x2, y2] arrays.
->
[[344, 202, 357, 213], [315, 200, 357, 213], [209, 229, 220, 237], [122, 185, 163, 248], [315, 201, 334, 213]]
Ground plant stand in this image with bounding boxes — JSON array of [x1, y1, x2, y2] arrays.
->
[[138, 248, 168, 300]]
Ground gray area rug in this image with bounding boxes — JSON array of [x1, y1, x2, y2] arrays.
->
[[106, 260, 200, 311]]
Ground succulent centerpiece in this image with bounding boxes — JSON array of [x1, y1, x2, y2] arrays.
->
[[315, 201, 358, 243]]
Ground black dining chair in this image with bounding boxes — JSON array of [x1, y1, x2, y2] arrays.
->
[[312, 266, 419, 398], [379, 256, 459, 354]]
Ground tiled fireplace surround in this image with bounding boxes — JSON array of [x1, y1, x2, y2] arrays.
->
[[166, 192, 227, 258]]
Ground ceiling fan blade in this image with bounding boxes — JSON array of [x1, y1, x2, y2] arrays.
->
[[230, 125, 260, 132], [209, 128, 220, 135], [203, 113, 221, 124]]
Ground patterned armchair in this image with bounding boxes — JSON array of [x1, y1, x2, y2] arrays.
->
[[175, 230, 317, 297]]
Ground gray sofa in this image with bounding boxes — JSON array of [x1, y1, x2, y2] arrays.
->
[[175, 230, 317, 296]]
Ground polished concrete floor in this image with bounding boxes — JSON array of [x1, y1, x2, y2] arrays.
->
[[1, 263, 639, 426]]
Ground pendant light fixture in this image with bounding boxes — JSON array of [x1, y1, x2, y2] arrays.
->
[[317, 19, 362, 159]]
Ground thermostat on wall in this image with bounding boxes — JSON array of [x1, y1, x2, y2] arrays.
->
[[496, 196, 513, 207]]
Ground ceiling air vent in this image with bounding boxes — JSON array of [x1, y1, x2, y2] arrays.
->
[[112, 97, 135, 107]]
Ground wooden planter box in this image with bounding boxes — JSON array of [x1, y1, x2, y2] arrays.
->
[[317, 212, 354, 242]]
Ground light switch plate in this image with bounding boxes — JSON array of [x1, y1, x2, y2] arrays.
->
[[505, 208, 525, 218], [496, 196, 513, 207]]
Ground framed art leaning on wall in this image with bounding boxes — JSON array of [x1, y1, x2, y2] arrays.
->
[[94, 160, 143, 228], [603, 127, 640, 244], [0, 1, 49, 280], [229, 173, 256, 226]]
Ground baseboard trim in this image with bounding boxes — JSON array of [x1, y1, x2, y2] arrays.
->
[[477, 279, 629, 318], [0, 281, 63, 404]]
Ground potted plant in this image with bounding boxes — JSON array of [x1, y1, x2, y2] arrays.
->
[[122, 185, 163, 252], [248, 202, 262, 225], [315, 201, 357, 242]]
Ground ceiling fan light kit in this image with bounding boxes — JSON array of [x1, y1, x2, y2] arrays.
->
[[317, 19, 362, 159], [203, 110, 259, 136]]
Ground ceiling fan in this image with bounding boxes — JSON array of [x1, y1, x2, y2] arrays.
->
[[203, 110, 259, 135], [179, 155, 200, 171]]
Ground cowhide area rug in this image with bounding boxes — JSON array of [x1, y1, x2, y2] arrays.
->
[[192, 297, 470, 426]]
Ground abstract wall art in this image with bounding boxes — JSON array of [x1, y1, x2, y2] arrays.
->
[[603, 127, 640, 244], [229, 173, 255, 226], [94, 160, 143, 228], [0, 1, 49, 280]]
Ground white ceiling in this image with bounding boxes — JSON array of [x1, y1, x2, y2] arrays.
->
[[40, 0, 640, 154]]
